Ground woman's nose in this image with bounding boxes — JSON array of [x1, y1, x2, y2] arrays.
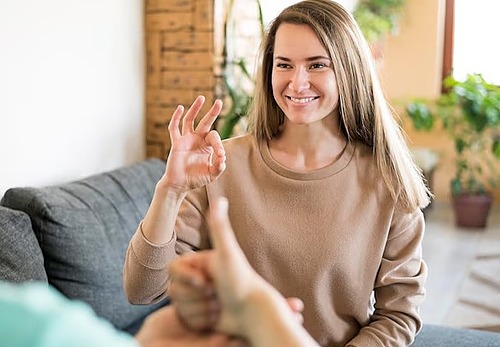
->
[[289, 67, 310, 93]]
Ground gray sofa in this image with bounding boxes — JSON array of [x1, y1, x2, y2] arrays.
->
[[0, 158, 167, 334], [0, 158, 499, 346]]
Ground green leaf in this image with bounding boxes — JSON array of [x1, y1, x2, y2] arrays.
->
[[493, 137, 500, 158], [405, 102, 435, 131], [455, 138, 467, 154]]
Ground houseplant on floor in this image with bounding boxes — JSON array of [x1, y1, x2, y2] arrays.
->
[[406, 73, 500, 228]]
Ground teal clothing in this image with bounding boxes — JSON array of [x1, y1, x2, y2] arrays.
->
[[0, 282, 138, 347]]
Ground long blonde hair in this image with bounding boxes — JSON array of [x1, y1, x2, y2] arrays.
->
[[248, 0, 431, 211]]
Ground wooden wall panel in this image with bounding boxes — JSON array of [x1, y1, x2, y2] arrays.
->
[[145, 0, 217, 159]]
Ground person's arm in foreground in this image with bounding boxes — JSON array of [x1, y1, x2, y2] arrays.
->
[[169, 198, 320, 347], [0, 281, 242, 347]]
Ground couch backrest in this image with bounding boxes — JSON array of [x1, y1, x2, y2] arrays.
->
[[0, 158, 166, 332]]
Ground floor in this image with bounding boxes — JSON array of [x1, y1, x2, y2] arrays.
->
[[420, 201, 500, 325]]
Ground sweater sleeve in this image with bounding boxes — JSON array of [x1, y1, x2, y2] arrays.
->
[[123, 187, 210, 305], [346, 208, 428, 347], [123, 222, 178, 305]]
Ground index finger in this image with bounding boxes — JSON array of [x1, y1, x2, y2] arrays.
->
[[168, 105, 185, 142], [195, 99, 223, 134]]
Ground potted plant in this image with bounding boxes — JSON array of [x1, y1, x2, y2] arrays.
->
[[406, 73, 500, 228]]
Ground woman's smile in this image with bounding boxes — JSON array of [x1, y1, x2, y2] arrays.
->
[[286, 95, 320, 104]]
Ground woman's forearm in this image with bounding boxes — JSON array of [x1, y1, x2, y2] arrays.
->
[[141, 182, 187, 245]]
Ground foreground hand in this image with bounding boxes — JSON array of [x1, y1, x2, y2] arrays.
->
[[168, 270, 304, 332], [207, 198, 294, 335], [168, 268, 219, 332], [162, 95, 226, 192], [169, 270, 304, 332], [169, 244, 304, 332], [135, 305, 245, 347], [169, 198, 303, 336]]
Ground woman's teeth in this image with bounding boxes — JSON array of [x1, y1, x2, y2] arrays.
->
[[289, 96, 317, 103]]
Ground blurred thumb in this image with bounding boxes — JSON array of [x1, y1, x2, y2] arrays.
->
[[208, 197, 242, 260]]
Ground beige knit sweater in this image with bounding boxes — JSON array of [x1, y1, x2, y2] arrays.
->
[[124, 134, 427, 347]]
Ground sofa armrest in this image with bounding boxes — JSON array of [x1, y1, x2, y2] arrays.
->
[[0, 206, 47, 283]]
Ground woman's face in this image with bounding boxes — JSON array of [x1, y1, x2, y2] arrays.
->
[[271, 23, 339, 126]]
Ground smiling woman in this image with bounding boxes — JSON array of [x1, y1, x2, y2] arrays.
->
[[124, 1, 430, 347]]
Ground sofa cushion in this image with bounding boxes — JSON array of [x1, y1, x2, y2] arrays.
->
[[412, 324, 500, 346], [0, 158, 166, 332], [0, 206, 48, 283]]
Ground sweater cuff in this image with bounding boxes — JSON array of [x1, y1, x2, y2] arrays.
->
[[130, 221, 177, 269]]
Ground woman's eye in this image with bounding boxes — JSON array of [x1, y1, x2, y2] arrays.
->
[[310, 63, 326, 69], [276, 63, 291, 69]]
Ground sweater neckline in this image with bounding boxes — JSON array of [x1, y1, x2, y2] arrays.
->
[[259, 139, 356, 180]]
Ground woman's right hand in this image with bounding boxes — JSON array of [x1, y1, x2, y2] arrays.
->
[[161, 95, 226, 193]]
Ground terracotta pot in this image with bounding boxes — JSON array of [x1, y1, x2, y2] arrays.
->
[[452, 193, 493, 229]]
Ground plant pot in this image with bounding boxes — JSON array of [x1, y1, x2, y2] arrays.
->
[[452, 193, 493, 229]]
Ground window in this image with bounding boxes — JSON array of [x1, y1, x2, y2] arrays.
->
[[443, 0, 500, 85]]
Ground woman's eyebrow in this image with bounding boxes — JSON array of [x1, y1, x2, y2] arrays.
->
[[274, 55, 331, 61]]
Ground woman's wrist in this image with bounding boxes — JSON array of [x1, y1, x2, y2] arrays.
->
[[154, 178, 189, 199], [140, 181, 188, 245]]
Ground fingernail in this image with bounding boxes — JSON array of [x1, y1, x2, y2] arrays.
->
[[217, 197, 228, 212]]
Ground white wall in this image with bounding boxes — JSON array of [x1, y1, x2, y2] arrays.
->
[[0, 0, 145, 197], [261, 0, 358, 24]]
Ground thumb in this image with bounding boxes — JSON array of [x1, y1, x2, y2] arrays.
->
[[208, 197, 243, 262]]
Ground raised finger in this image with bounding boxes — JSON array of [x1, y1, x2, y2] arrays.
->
[[167, 105, 185, 142], [196, 99, 223, 134], [182, 95, 206, 135]]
